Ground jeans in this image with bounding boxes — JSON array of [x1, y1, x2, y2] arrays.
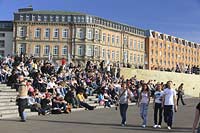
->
[[119, 103, 128, 124], [18, 98, 28, 120], [164, 105, 174, 127], [140, 103, 149, 125], [154, 103, 163, 125]]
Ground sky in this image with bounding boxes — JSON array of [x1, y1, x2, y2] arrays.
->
[[0, 0, 200, 43]]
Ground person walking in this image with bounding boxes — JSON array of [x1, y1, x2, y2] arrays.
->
[[153, 84, 164, 128], [192, 102, 200, 133], [138, 83, 150, 128], [162, 81, 177, 130], [177, 83, 186, 106], [119, 81, 133, 127], [17, 75, 28, 122]]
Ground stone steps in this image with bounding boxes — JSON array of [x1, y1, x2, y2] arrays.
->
[[0, 84, 100, 119]]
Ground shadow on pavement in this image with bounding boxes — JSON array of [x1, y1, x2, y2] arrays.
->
[[28, 118, 191, 132]]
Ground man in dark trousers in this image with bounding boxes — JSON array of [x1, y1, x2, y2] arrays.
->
[[17, 75, 28, 122]]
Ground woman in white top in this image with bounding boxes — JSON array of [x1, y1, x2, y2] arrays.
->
[[138, 83, 150, 128], [119, 81, 133, 127], [153, 84, 164, 128]]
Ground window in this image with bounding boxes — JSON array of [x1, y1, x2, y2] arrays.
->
[[130, 39, 133, 49], [102, 33, 106, 42], [56, 16, 59, 22], [79, 29, 84, 39], [50, 16, 54, 22], [112, 35, 115, 44], [87, 29, 93, 39], [138, 55, 140, 63], [78, 45, 84, 56], [20, 15, 24, 21], [26, 15, 30, 21], [116, 36, 119, 45], [62, 45, 68, 55], [94, 47, 98, 57], [19, 27, 25, 37], [102, 49, 106, 59], [123, 36, 127, 46], [141, 41, 144, 50], [95, 30, 99, 40], [130, 53, 133, 62], [53, 28, 59, 38], [77, 16, 81, 23], [138, 41, 141, 50], [67, 16, 71, 22], [116, 51, 119, 61], [73, 16, 77, 22], [32, 15, 35, 21], [18, 44, 25, 54], [44, 16, 48, 22], [112, 51, 115, 60], [53, 46, 59, 55], [134, 54, 136, 62], [87, 46, 93, 56], [62, 29, 68, 38], [44, 45, 50, 55], [160, 43, 162, 48], [107, 34, 110, 43], [62, 16, 65, 22], [35, 28, 41, 38], [0, 50, 4, 57], [107, 50, 110, 59], [81, 16, 85, 23], [151, 49, 154, 55], [44, 28, 50, 38], [34, 45, 40, 56], [0, 40, 5, 48], [0, 33, 5, 37], [134, 40, 137, 50], [38, 15, 41, 21]]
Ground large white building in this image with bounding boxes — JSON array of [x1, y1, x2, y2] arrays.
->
[[0, 21, 13, 57]]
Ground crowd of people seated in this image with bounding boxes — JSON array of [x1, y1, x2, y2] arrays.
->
[[0, 54, 187, 116]]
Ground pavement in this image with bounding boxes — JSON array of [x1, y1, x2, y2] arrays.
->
[[0, 98, 199, 133]]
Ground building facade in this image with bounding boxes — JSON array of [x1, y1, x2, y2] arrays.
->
[[13, 7, 146, 67], [0, 21, 13, 57], [145, 30, 200, 71]]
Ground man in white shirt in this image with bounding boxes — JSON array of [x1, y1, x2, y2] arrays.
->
[[162, 81, 177, 130]]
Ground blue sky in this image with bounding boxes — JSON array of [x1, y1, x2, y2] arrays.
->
[[0, 0, 200, 43]]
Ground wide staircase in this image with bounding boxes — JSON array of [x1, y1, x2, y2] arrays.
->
[[0, 84, 99, 119]]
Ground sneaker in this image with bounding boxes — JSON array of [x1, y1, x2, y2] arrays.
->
[[153, 125, 158, 128], [20, 119, 26, 122], [121, 124, 125, 127], [142, 125, 146, 128], [167, 126, 171, 130], [157, 125, 161, 128], [124, 122, 127, 125]]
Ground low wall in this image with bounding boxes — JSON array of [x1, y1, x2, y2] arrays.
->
[[121, 68, 200, 97]]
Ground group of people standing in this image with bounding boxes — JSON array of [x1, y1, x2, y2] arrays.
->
[[118, 80, 186, 130]]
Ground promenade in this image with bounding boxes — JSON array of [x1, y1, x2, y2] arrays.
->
[[0, 98, 198, 133]]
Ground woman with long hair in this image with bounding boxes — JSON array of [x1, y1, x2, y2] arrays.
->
[[138, 83, 150, 128], [119, 81, 133, 127]]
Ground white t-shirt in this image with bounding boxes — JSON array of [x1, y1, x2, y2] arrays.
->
[[154, 91, 164, 103], [163, 88, 176, 105]]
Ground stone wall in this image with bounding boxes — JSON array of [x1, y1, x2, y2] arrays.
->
[[121, 68, 200, 97]]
